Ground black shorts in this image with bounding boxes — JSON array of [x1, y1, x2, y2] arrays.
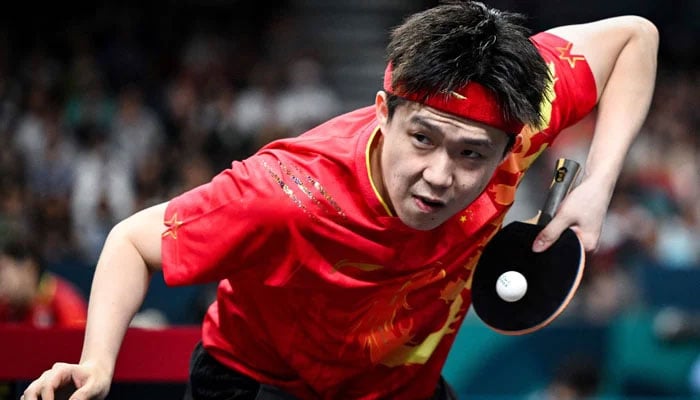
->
[[184, 341, 295, 400], [184, 341, 457, 400]]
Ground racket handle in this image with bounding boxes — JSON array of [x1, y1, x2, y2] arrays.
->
[[538, 158, 580, 226]]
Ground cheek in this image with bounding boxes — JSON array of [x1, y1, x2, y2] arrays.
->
[[382, 146, 404, 181], [473, 175, 492, 194], [383, 168, 405, 202], [454, 170, 494, 202], [0, 269, 20, 297], [385, 156, 419, 192]]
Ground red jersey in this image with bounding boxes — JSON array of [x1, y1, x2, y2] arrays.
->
[[0, 273, 87, 328], [161, 32, 597, 399]]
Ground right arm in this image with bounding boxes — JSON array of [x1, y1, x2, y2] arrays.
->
[[531, 16, 658, 253], [23, 202, 168, 400]]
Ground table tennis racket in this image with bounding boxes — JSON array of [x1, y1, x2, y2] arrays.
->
[[471, 158, 585, 335]]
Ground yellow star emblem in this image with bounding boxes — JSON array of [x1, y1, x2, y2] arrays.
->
[[556, 42, 586, 68], [162, 212, 183, 239], [459, 209, 473, 223]]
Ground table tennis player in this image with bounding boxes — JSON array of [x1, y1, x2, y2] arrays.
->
[[22, 1, 658, 399]]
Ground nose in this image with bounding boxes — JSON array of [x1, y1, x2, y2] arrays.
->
[[422, 151, 454, 188]]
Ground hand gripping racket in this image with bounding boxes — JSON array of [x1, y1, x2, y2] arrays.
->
[[471, 158, 585, 335]]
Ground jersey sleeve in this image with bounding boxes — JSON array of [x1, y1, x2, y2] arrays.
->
[[161, 156, 296, 286], [530, 31, 598, 138]]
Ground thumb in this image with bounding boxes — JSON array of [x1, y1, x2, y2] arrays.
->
[[68, 387, 95, 400], [532, 217, 570, 253], [67, 381, 104, 400]]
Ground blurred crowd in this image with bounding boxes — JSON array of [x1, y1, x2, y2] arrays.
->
[[0, 5, 342, 271], [0, 4, 698, 331], [0, 4, 344, 327]]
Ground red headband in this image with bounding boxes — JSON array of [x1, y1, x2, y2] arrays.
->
[[383, 63, 524, 134]]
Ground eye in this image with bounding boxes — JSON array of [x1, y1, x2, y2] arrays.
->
[[411, 133, 433, 148], [461, 149, 483, 159]]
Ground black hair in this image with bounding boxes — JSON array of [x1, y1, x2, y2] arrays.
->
[[1, 237, 46, 279], [385, 0, 550, 130]]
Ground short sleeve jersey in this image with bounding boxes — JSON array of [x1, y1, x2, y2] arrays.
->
[[161, 32, 597, 400]]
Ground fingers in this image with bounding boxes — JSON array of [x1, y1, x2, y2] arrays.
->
[[572, 226, 600, 252], [533, 216, 600, 253], [24, 363, 109, 400], [22, 363, 75, 400], [67, 385, 97, 400], [532, 216, 571, 252]]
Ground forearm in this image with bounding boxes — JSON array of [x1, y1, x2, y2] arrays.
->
[[78, 203, 167, 377], [582, 17, 659, 195], [78, 223, 152, 377], [533, 17, 659, 252]]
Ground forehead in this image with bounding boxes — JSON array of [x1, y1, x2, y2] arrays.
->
[[395, 101, 508, 142], [0, 255, 16, 270]]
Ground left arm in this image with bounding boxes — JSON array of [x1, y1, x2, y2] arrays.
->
[[533, 15, 659, 252]]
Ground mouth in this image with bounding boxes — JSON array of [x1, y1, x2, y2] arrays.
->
[[413, 195, 446, 213]]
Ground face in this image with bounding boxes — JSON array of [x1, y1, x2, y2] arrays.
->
[[372, 92, 510, 230], [0, 254, 39, 307]]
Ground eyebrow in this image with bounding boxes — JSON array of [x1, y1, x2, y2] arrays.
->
[[409, 115, 496, 148]]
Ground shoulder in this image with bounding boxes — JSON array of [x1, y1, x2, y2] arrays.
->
[[523, 32, 597, 136], [260, 106, 377, 155]]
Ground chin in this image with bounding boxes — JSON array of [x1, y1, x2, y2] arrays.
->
[[399, 215, 446, 231]]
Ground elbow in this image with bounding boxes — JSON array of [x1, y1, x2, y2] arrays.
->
[[624, 16, 660, 51]]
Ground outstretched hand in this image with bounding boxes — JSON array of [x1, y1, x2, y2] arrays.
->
[[22, 361, 111, 400], [532, 179, 609, 253]]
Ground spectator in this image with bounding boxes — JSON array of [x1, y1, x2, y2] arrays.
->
[[230, 61, 288, 148], [530, 356, 601, 400], [70, 122, 135, 265], [110, 82, 166, 176], [0, 235, 87, 328], [277, 55, 343, 135]]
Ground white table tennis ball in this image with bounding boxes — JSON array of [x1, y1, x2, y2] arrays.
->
[[496, 270, 528, 302]]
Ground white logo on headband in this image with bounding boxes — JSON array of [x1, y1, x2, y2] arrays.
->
[[450, 91, 467, 100]]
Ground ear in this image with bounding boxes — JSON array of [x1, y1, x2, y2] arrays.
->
[[375, 90, 389, 129]]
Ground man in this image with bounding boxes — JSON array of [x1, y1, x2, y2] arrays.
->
[[0, 237, 87, 328], [22, 1, 658, 399]]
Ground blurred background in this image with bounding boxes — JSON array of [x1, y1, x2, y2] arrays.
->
[[0, 0, 698, 399]]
